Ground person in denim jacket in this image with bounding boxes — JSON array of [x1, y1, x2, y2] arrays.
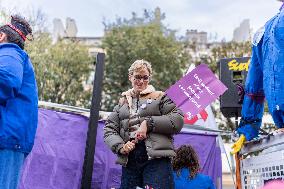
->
[[232, 3, 284, 153], [0, 15, 38, 188]]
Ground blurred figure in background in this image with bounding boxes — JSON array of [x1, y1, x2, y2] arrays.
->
[[173, 145, 216, 189]]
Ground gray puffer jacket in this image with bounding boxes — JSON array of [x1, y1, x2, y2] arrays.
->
[[104, 85, 184, 166]]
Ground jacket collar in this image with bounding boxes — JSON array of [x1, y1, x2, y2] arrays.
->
[[121, 85, 155, 114], [121, 85, 155, 97]]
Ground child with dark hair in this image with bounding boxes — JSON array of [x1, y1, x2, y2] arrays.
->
[[172, 145, 216, 189], [0, 15, 38, 188]]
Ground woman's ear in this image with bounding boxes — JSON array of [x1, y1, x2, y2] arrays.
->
[[0, 32, 7, 43]]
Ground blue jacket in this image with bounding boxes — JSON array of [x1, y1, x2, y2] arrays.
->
[[237, 7, 284, 140], [173, 168, 216, 189], [0, 43, 38, 154]]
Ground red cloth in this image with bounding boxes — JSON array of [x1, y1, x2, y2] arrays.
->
[[184, 109, 208, 125]]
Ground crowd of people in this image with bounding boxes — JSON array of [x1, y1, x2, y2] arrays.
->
[[0, 14, 215, 189]]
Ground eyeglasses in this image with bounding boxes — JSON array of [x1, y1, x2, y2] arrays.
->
[[133, 75, 150, 81]]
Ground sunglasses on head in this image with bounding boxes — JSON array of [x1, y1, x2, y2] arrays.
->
[[133, 75, 150, 81]]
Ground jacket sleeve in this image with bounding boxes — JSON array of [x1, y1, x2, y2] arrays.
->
[[0, 55, 23, 104], [237, 40, 264, 141], [103, 105, 125, 154], [149, 95, 184, 135]]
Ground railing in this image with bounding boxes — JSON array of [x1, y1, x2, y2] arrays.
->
[[238, 132, 284, 189]]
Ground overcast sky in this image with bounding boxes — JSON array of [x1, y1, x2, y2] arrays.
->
[[1, 0, 282, 41]]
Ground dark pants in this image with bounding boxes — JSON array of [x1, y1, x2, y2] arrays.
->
[[120, 142, 174, 189]]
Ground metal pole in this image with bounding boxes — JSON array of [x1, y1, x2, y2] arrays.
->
[[81, 53, 105, 189], [234, 111, 242, 189]]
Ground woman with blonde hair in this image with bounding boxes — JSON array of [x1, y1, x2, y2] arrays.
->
[[104, 59, 184, 189]]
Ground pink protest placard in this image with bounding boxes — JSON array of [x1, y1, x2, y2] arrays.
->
[[166, 64, 227, 119]]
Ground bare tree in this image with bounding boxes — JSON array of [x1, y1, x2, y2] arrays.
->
[[25, 7, 48, 33]]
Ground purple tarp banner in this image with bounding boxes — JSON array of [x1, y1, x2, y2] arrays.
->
[[166, 64, 227, 119], [19, 108, 222, 189]]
